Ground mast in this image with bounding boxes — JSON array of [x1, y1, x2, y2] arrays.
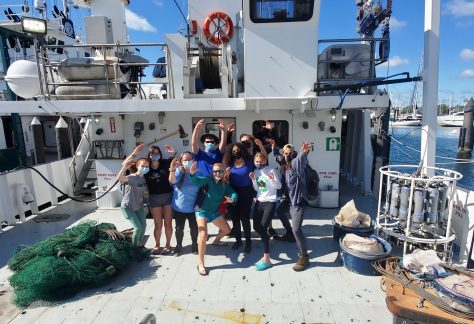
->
[[421, 0, 440, 174]]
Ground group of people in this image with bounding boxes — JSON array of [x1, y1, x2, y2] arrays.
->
[[117, 119, 312, 275]]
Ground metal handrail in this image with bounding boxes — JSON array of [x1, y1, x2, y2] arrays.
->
[[36, 42, 171, 100]]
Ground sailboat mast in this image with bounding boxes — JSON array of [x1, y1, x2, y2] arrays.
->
[[421, 0, 440, 173]]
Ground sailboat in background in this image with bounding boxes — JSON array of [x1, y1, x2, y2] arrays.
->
[[438, 96, 464, 127], [390, 54, 423, 127]]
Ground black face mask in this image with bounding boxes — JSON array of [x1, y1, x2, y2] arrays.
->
[[241, 140, 252, 149], [285, 155, 293, 162], [232, 151, 242, 159]]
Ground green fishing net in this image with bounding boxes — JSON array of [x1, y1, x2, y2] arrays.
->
[[8, 221, 142, 307]]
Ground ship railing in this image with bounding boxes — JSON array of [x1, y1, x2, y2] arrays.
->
[[68, 118, 93, 189], [35, 42, 173, 100], [316, 37, 388, 95]]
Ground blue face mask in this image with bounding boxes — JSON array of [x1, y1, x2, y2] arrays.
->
[[150, 154, 160, 161], [205, 143, 215, 151], [255, 163, 262, 169], [182, 160, 192, 169], [138, 167, 149, 175]]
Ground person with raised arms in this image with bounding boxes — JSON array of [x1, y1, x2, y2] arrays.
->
[[279, 141, 312, 271], [189, 162, 237, 276], [117, 143, 148, 247], [168, 152, 200, 256], [191, 119, 233, 176], [249, 152, 282, 270]]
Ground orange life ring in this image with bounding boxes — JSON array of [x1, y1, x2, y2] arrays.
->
[[203, 11, 233, 45]]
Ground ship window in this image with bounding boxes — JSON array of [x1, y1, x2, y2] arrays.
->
[[252, 120, 289, 148], [250, 0, 314, 23]]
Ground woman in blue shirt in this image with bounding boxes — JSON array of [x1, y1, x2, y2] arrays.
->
[[225, 142, 255, 253], [169, 151, 200, 256]]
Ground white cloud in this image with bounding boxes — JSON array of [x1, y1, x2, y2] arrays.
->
[[461, 69, 474, 78], [460, 48, 474, 60], [445, 0, 474, 16], [125, 8, 157, 32], [379, 56, 410, 68], [153, 0, 164, 6], [389, 17, 407, 29]]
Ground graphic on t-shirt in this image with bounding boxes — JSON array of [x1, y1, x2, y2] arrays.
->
[[257, 175, 269, 192]]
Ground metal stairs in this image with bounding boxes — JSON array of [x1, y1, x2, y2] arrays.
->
[[73, 151, 97, 196]]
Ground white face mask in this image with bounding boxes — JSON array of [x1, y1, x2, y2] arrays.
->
[[182, 160, 193, 169]]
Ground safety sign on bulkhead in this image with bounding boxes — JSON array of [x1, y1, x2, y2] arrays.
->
[[326, 137, 340, 151]]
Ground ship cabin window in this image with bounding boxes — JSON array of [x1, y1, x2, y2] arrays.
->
[[250, 0, 314, 23], [252, 120, 289, 148]]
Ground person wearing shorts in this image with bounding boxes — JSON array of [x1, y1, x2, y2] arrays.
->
[[189, 162, 237, 276], [145, 145, 174, 255]]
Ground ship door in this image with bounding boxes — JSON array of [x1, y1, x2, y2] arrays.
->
[[192, 117, 236, 144], [43, 121, 57, 147]]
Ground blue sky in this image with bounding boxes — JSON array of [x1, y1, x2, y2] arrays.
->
[[7, 0, 474, 106]]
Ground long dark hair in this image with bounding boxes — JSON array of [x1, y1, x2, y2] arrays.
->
[[228, 142, 251, 164], [147, 145, 162, 163]]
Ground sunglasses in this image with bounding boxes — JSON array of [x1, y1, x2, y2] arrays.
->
[[212, 170, 224, 174], [204, 141, 215, 144]]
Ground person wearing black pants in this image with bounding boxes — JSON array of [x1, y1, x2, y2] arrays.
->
[[169, 152, 201, 256], [225, 143, 255, 253], [173, 210, 198, 254], [279, 142, 312, 271], [250, 152, 282, 270], [230, 187, 254, 252]]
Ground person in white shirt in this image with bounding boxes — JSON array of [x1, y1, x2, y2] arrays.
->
[[249, 153, 282, 271]]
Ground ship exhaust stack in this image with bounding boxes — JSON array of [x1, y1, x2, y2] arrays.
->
[[457, 98, 474, 158]]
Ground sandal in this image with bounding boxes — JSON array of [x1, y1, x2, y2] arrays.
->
[[151, 247, 161, 255], [161, 247, 171, 255], [197, 265, 208, 276]]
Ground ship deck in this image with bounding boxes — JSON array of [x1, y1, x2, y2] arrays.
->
[[0, 183, 394, 324]]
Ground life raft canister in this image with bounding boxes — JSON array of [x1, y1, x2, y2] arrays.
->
[[203, 11, 233, 45]]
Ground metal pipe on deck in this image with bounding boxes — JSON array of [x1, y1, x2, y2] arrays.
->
[[421, 0, 440, 175]]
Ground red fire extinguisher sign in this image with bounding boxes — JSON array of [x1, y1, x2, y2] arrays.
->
[[110, 117, 116, 133]]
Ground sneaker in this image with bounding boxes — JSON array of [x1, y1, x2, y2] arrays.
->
[[280, 232, 296, 243], [244, 243, 252, 253], [191, 243, 198, 254], [255, 260, 273, 271], [232, 240, 242, 250], [292, 255, 309, 272], [174, 245, 182, 256]]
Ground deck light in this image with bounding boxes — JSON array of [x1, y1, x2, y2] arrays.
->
[[94, 115, 101, 125], [21, 17, 47, 36], [300, 99, 308, 114], [55, 116, 68, 129], [330, 108, 337, 122], [342, 110, 348, 122]]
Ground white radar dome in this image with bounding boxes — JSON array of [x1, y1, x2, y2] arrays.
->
[[5, 60, 41, 99]]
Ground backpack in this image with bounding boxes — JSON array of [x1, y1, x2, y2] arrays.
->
[[305, 164, 320, 207]]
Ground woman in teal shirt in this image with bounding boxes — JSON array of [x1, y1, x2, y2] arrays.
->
[[189, 162, 237, 276]]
